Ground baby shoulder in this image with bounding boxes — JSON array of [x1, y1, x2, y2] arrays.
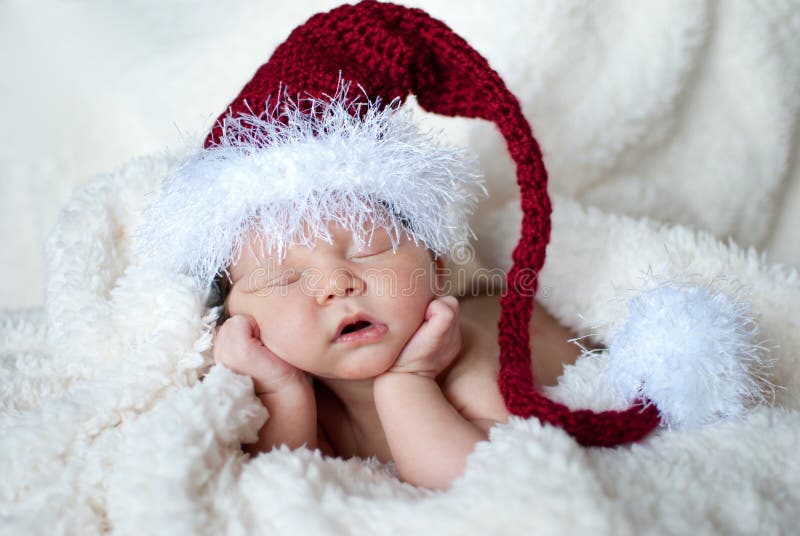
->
[[441, 318, 509, 429], [442, 363, 510, 433]]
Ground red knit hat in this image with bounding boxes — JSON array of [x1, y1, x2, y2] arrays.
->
[[138, 0, 660, 446]]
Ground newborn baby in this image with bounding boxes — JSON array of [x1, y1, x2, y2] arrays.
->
[[211, 209, 584, 491], [136, 4, 675, 485]]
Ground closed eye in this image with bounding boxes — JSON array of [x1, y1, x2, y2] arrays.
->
[[262, 269, 301, 287], [352, 237, 394, 259], [273, 273, 301, 286], [352, 246, 393, 259]]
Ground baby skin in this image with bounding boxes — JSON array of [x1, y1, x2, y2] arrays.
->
[[212, 220, 583, 491]]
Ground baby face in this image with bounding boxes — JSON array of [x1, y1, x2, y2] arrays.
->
[[225, 221, 442, 380]]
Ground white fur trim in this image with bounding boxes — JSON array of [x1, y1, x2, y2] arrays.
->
[[133, 83, 487, 289]]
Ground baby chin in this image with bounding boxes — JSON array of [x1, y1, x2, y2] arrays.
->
[[327, 325, 402, 380]]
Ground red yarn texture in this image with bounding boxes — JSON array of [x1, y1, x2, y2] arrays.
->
[[205, 0, 660, 447]]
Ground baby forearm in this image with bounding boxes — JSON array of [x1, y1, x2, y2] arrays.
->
[[373, 372, 486, 490], [245, 379, 317, 455]]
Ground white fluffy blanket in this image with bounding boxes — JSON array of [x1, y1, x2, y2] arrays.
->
[[1, 150, 798, 534], [3, 0, 800, 533]]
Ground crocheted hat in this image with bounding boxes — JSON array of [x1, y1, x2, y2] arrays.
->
[[135, 0, 660, 447]]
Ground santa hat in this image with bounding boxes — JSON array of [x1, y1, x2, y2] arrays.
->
[[135, 0, 662, 447]]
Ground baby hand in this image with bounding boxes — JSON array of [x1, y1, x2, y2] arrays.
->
[[212, 314, 308, 395], [384, 295, 461, 379]]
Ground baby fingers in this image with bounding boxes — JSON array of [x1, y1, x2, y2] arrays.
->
[[424, 296, 459, 333]]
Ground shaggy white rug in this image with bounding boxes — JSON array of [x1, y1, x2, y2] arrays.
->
[[0, 150, 798, 534], [2, 0, 799, 533]]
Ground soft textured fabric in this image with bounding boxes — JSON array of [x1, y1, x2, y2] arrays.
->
[[2, 0, 799, 532], [0, 151, 797, 533]]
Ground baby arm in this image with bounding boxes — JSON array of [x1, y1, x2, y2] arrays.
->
[[374, 372, 486, 490], [373, 296, 486, 490], [248, 381, 316, 455], [213, 314, 317, 454]]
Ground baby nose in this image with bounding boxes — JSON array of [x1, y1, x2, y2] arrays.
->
[[315, 267, 365, 304]]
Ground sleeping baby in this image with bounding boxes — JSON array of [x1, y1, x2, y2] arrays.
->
[[134, 0, 595, 493], [210, 205, 584, 491], [136, 3, 767, 495]]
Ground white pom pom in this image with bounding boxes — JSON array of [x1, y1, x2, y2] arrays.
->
[[605, 280, 774, 429]]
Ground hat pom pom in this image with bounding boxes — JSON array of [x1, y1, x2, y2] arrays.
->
[[605, 280, 775, 429]]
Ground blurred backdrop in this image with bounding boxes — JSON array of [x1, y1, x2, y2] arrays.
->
[[2, 0, 799, 308]]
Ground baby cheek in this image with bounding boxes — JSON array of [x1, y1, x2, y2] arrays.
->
[[387, 262, 431, 296], [259, 303, 319, 360], [394, 286, 435, 336], [257, 319, 302, 362]]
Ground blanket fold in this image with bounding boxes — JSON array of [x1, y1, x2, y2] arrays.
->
[[1, 150, 797, 534]]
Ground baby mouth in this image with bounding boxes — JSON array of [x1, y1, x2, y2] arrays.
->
[[340, 320, 373, 334], [333, 316, 388, 344]]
